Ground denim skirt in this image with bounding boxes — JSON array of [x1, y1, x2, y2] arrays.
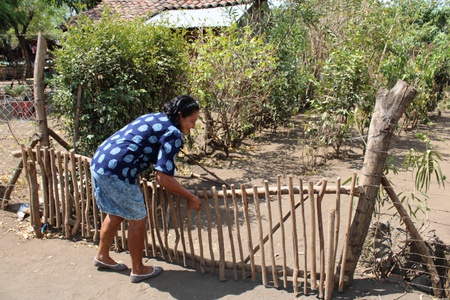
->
[[91, 171, 147, 220]]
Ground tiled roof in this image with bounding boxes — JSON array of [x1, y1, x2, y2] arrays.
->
[[87, 0, 250, 20]]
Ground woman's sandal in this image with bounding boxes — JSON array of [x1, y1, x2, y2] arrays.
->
[[93, 257, 128, 271], [130, 266, 163, 283]]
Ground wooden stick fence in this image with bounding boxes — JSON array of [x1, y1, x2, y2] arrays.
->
[[21, 146, 362, 299]]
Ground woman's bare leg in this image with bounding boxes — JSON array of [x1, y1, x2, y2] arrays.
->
[[128, 218, 154, 275], [95, 214, 124, 264]]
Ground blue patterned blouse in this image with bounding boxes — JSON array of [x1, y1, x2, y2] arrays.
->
[[90, 112, 183, 185]]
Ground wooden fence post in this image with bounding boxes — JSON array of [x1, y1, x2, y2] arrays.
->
[[344, 80, 418, 283], [33, 32, 49, 148]]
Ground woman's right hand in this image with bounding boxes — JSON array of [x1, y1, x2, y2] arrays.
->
[[155, 171, 202, 210], [188, 195, 202, 210]]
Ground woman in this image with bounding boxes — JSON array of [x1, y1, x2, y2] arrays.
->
[[90, 95, 202, 283]]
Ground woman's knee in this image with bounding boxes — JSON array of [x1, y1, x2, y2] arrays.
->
[[106, 214, 125, 225], [128, 218, 147, 229]]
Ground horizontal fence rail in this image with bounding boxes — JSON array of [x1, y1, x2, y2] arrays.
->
[[20, 145, 362, 298]]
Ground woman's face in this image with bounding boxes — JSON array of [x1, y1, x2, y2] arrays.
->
[[179, 110, 199, 134]]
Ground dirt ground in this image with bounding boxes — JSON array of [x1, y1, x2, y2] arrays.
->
[[1, 111, 449, 300]]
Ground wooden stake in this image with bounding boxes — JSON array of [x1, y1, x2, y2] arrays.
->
[[212, 186, 226, 282], [50, 149, 61, 228], [339, 172, 356, 292], [84, 159, 99, 241], [194, 187, 206, 273], [83, 158, 93, 238], [143, 180, 156, 257], [78, 157, 91, 237], [242, 184, 256, 281], [151, 182, 165, 259], [167, 192, 180, 262], [277, 175, 288, 288], [288, 176, 299, 294], [36, 146, 49, 224], [185, 197, 196, 269], [27, 161, 42, 238], [317, 179, 327, 298], [56, 151, 65, 234], [202, 187, 215, 274], [253, 184, 267, 286], [21, 144, 29, 191], [74, 156, 86, 237], [176, 195, 188, 266], [44, 147, 55, 226], [309, 181, 317, 290], [70, 150, 81, 236], [222, 185, 238, 280], [159, 188, 172, 262], [264, 180, 279, 288], [333, 178, 341, 268], [325, 209, 336, 300], [231, 184, 246, 280], [63, 152, 70, 238], [21, 145, 33, 230], [299, 178, 308, 295]]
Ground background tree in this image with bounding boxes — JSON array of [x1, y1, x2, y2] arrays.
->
[[0, 0, 97, 80], [54, 0, 101, 14], [0, 0, 26, 32]]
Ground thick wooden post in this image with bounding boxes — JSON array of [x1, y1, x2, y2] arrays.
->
[[33, 32, 49, 147], [343, 80, 418, 282]]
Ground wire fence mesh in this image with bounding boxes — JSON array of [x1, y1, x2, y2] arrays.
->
[[0, 93, 36, 121]]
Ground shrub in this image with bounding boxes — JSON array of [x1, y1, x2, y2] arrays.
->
[[187, 25, 280, 155], [51, 13, 189, 155]]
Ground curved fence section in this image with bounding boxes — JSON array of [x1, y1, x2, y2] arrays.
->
[[19, 145, 362, 299]]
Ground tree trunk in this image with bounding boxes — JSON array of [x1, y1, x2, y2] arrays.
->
[[343, 80, 418, 282], [246, 0, 269, 35], [34, 32, 50, 148], [14, 21, 32, 81]]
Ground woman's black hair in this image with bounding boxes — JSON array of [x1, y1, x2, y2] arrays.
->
[[164, 95, 199, 129]]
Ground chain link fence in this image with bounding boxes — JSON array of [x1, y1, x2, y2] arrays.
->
[[0, 80, 54, 122], [0, 93, 36, 121]]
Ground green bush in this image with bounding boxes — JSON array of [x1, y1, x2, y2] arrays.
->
[[187, 25, 283, 155], [51, 13, 189, 155], [306, 49, 374, 157], [264, 5, 310, 124]]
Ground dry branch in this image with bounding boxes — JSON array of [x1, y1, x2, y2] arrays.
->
[[381, 175, 442, 298]]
